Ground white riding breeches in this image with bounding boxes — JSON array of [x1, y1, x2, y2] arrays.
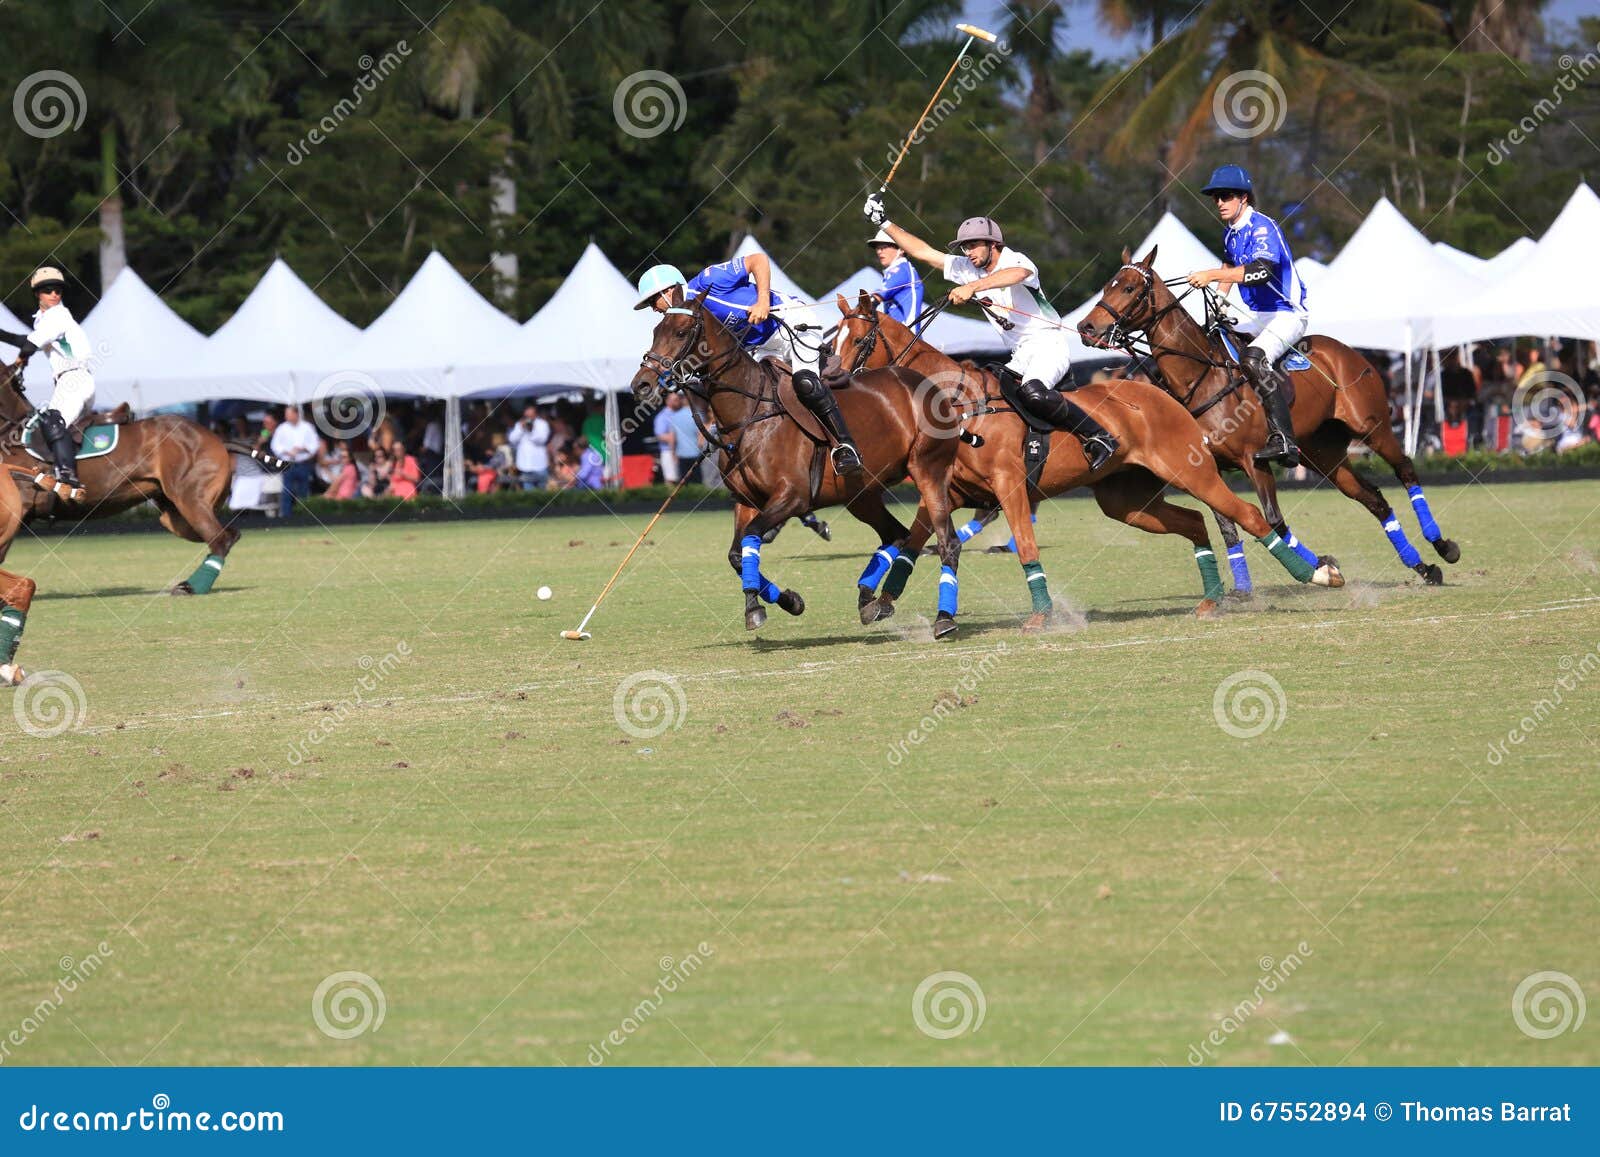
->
[[1004, 334, 1074, 390], [47, 367, 96, 425], [1234, 310, 1308, 365], [751, 324, 822, 378]]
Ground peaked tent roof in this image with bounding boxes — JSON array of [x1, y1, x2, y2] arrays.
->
[[1295, 256, 1329, 286], [1485, 236, 1537, 279], [1433, 242, 1487, 275], [0, 300, 51, 393], [1310, 197, 1486, 350], [491, 242, 657, 394], [1064, 211, 1223, 332], [732, 234, 813, 302], [137, 258, 362, 408], [820, 265, 1011, 356], [1432, 184, 1600, 345], [25, 268, 209, 409], [329, 251, 525, 397]]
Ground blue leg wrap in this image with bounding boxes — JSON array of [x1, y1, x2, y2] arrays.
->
[[1283, 527, 1319, 568], [758, 576, 782, 603], [1227, 544, 1253, 593], [937, 565, 959, 616], [955, 518, 986, 544], [1383, 517, 1422, 568], [740, 534, 763, 592], [1407, 485, 1442, 541], [857, 543, 900, 591]]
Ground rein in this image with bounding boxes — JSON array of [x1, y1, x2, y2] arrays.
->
[[1096, 271, 1249, 415]]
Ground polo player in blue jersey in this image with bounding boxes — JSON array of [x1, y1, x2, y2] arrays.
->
[[635, 251, 862, 476], [867, 228, 925, 335], [1185, 164, 1307, 467]]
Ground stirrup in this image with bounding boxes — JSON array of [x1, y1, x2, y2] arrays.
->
[[1080, 433, 1118, 471], [1253, 436, 1300, 468], [830, 443, 863, 475]]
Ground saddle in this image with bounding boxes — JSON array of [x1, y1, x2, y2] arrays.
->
[[1213, 326, 1303, 409], [987, 368, 1055, 494], [760, 358, 831, 447]]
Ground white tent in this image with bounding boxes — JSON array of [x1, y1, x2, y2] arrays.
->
[[1484, 237, 1536, 279], [1295, 256, 1329, 286], [329, 251, 524, 399], [1431, 184, 1600, 346], [822, 264, 1015, 356], [1433, 241, 1487, 275], [137, 258, 361, 409], [822, 266, 881, 306], [1064, 211, 1223, 334], [24, 268, 209, 411], [0, 300, 51, 391], [1310, 197, 1485, 351], [506, 242, 655, 394]]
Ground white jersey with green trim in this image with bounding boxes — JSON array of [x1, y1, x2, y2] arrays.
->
[[28, 303, 93, 380], [942, 246, 1061, 352]]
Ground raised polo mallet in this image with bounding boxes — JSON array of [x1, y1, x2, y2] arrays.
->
[[881, 23, 1001, 193], [561, 472, 694, 641]]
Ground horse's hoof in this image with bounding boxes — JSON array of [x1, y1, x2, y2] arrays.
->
[[1226, 588, 1254, 601], [1311, 563, 1345, 589], [745, 605, 767, 631], [812, 521, 832, 542], [1432, 538, 1461, 564], [1021, 611, 1049, 633], [933, 612, 958, 640], [777, 589, 805, 616], [0, 663, 24, 686], [170, 582, 195, 597], [859, 597, 882, 625], [1417, 563, 1444, 586], [1194, 599, 1223, 620]]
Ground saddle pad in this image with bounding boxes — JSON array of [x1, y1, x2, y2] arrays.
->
[[22, 423, 119, 462], [1281, 350, 1312, 372]]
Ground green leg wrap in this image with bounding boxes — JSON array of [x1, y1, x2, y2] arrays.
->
[[1257, 532, 1313, 583], [882, 554, 917, 599], [1022, 560, 1052, 614], [0, 608, 25, 665], [1194, 547, 1225, 602], [185, 554, 226, 594]]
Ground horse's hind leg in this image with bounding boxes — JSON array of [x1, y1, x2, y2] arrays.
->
[[1299, 426, 1442, 585], [862, 502, 933, 624], [1161, 454, 1317, 586], [1356, 416, 1460, 565], [906, 448, 961, 641], [1093, 470, 1224, 619], [164, 455, 241, 596], [844, 489, 910, 624]]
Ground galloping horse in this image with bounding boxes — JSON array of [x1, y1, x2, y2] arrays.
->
[[833, 293, 1336, 629], [1078, 248, 1460, 586], [630, 291, 968, 637], [0, 358, 286, 594]]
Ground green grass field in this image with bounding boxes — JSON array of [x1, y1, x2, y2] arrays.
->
[[1, 479, 1596, 1067]]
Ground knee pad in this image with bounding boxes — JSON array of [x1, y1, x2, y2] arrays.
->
[[38, 409, 67, 437], [1017, 379, 1054, 413], [792, 369, 825, 404]]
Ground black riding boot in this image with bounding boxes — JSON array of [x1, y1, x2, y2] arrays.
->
[[1243, 349, 1300, 468], [1018, 379, 1119, 471], [38, 409, 84, 497], [794, 369, 863, 475]]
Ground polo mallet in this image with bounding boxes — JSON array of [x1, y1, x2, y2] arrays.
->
[[560, 471, 694, 641], [881, 23, 1000, 192]]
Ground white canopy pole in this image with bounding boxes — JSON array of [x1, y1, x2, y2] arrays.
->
[[1402, 326, 1416, 455], [604, 390, 622, 486], [443, 372, 465, 499]]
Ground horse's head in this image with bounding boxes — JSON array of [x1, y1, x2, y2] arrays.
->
[[0, 358, 29, 426], [1077, 245, 1161, 349], [833, 289, 918, 373], [629, 287, 715, 404]]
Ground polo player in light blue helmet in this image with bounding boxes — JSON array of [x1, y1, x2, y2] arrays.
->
[[635, 253, 862, 475], [1186, 164, 1308, 467]]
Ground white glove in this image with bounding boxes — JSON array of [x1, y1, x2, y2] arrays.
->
[[863, 192, 887, 226]]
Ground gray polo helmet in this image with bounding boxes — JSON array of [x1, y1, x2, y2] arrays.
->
[[947, 216, 1004, 253]]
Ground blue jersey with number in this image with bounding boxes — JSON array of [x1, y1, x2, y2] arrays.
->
[[686, 258, 785, 346], [879, 256, 924, 333], [1223, 206, 1307, 315]]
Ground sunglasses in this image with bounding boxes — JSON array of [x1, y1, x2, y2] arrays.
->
[[1212, 192, 1241, 204]]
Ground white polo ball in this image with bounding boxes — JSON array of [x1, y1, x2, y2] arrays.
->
[[537, 585, 553, 601]]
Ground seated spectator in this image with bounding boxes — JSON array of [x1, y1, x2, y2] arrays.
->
[[363, 448, 392, 498], [551, 448, 578, 488], [573, 436, 604, 489], [389, 442, 422, 500], [1557, 397, 1587, 453]]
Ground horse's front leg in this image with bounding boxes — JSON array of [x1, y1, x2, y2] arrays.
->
[[737, 499, 807, 631]]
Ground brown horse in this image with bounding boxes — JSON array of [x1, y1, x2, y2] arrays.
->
[[630, 291, 967, 637], [833, 293, 1335, 629], [0, 463, 39, 684], [0, 358, 286, 594], [1077, 247, 1460, 586]]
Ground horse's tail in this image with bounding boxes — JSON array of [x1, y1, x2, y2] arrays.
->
[[226, 441, 288, 472]]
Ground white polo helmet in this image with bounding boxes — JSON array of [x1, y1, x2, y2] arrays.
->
[[30, 266, 67, 291], [867, 228, 898, 247]]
